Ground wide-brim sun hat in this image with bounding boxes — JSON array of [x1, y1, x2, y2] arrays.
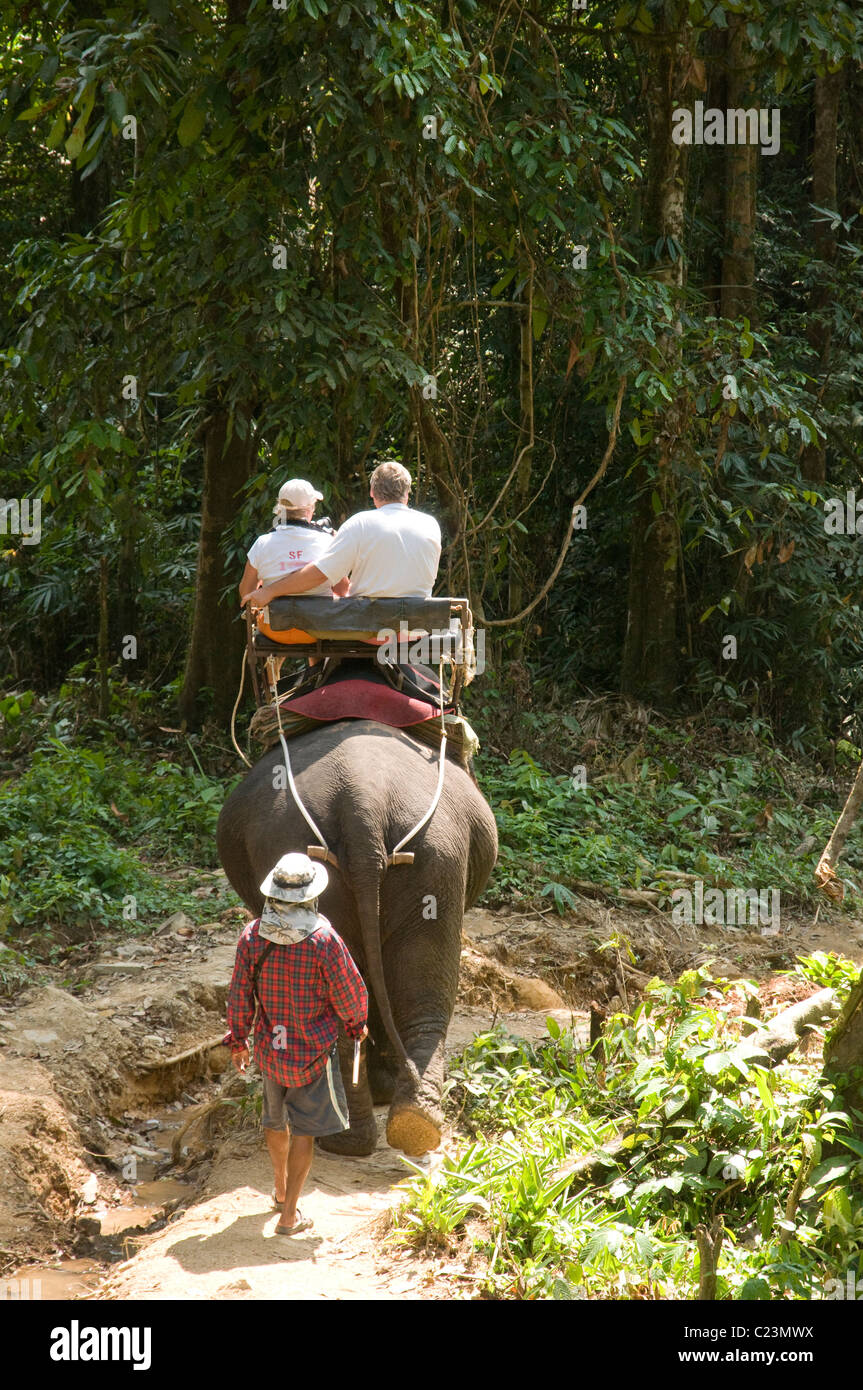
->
[[259, 852, 328, 903]]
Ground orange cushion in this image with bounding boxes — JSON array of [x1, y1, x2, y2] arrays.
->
[[256, 616, 315, 645]]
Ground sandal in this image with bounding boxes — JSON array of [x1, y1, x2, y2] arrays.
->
[[271, 1189, 285, 1210], [275, 1210, 314, 1236]]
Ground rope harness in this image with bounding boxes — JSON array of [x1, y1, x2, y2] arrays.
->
[[266, 655, 448, 874]]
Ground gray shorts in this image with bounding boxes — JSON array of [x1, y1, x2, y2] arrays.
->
[[260, 1049, 350, 1137]]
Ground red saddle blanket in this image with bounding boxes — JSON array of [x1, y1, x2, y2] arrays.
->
[[281, 678, 445, 727]]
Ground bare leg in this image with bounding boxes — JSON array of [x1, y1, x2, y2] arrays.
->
[[265, 1127, 289, 1202], [278, 1134, 314, 1231]]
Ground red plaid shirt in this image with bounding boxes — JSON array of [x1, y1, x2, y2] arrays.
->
[[224, 918, 368, 1087]]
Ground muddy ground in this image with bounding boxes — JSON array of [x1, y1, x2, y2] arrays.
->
[[2, 883, 861, 1301]]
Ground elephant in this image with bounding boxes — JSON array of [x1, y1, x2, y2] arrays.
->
[[216, 718, 498, 1156]]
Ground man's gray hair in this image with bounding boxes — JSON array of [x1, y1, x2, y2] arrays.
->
[[370, 460, 412, 503]]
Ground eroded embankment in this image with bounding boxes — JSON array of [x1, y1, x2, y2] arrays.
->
[[0, 919, 239, 1286]]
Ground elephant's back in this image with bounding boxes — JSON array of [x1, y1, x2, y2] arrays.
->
[[217, 719, 496, 905], [223, 719, 477, 808]]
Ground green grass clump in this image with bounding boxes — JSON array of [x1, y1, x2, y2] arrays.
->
[[478, 738, 859, 913], [0, 739, 239, 939]]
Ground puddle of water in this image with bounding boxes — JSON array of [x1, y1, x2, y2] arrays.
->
[[97, 1178, 192, 1236], [3, 1258, 100, 1301], [132, 1178, 190, 1205], [128, 1157, 161, 1183]]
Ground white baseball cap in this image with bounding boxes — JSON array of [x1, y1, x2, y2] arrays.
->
[[273, 478, 324, 514]]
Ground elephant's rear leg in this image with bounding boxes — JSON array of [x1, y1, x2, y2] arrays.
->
[[382, 916, 460, 1158], [366, 991, 399, 1104], [386, 1032, 446, 1158]]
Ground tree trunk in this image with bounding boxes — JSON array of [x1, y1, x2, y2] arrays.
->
[[507, 258, 534, 633], [98, 553, 110, 718], [824, 974, 863, 1072], [114, 493, 138, 659], [621, 2, 691, 705], [699, 29, 726, 318], [801, 67, 844, 484], [621, 462, 680, 705], [720, 20, 758, 324], [67, 0, 112, 237], [178, 0, 258, 727], [178, 408, 255, 727]]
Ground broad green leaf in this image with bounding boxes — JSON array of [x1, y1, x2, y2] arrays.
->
[[753, 1069, 775, 1112], [65, 118, 88, 160], [178, 102, 206, 147], [703, 1051, 731, 1075], [46, 107, 66, 149], [809, 1157, 856, 1188], [105, 88, 127, 129]]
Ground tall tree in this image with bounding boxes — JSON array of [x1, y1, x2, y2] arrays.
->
[[720, 18, 758, 324], [800, 66, 844, 485], [620, 1, 693, 705]]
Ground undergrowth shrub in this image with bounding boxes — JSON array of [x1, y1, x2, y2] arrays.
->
[[0, 739, 239, 938], [394, 958, 863, 1300]]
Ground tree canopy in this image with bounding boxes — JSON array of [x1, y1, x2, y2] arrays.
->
[[2, 0, 862, 743]]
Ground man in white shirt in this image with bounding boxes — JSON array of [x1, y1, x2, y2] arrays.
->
[[239, 478, 350, 604], [241, 461, 441, 608]]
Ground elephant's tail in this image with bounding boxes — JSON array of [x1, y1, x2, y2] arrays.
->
[[351, 872, 418, 1084]]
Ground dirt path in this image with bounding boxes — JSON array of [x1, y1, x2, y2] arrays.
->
[[97, 1012, 578, 1301], [97, 1130, 415, 1300]]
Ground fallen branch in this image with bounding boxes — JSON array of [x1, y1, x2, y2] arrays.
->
[[136, 1034, 227, 1073], [823, 973, 863, 1071], [571, 879, 613, 900], [751, 989, 840, 1065]]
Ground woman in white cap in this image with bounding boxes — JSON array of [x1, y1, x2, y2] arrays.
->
[[238, 478, 350, 605], [239, 479, 350, 677]]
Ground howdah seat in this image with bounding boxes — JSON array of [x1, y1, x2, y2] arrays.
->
[[246, 595, 474, 709]]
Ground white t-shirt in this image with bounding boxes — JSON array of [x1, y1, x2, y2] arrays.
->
[[247, 524, 335, 596], [315, 504, 441, 597]]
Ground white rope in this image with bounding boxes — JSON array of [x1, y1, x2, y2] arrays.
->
[[231, 647, 252, 767], [273, 672, 330, 855], [390, 660, 448, 857], [255, 650, 448, 869]]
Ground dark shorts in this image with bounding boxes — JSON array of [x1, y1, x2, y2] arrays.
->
[[260, 1049, 349, 1137]]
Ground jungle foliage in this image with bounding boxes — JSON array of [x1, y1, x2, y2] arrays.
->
[[1, 1, 862, 737], [5, 672, 863, 961], [395, 958, 863, 1300]]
